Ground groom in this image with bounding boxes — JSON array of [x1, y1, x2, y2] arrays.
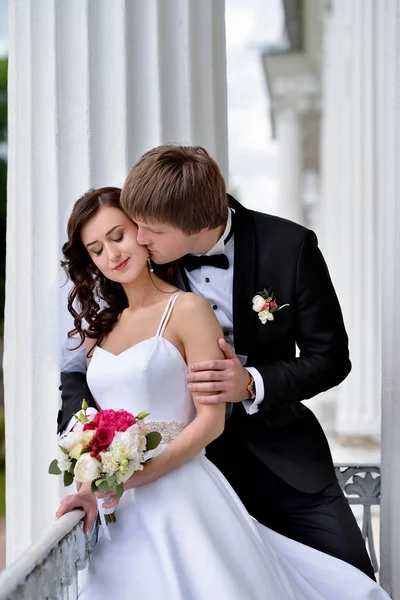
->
[[58, 145, 374, 579]]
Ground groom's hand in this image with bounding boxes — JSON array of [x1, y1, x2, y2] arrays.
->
[[187, 338, 251, 404]]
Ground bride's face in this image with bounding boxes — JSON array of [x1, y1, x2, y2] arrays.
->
[[81, 205, 149, 284]]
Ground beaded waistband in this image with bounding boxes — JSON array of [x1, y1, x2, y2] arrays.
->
[[145, 420, 187, 444]]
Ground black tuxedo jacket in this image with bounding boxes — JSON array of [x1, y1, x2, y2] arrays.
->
[[58, 195, 350, 494]]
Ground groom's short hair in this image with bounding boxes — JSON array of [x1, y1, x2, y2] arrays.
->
[[121, 145, 228, 234]]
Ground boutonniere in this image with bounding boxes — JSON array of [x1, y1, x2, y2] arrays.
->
[[252, 288, 290, 324]]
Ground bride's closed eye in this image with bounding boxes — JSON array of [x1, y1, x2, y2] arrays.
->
[[111, 234, 124, 243], [93, 234, 125, 256]]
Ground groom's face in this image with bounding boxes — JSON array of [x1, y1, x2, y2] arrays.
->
[[134, 220, 198, 264]]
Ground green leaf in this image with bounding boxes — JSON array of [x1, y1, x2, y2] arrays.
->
[[106, 476, 117, 489], [77, 412, 88, 424], [116, 483, 124, 499], [97, 480, 111, 494], [81, 399, 88, 411], [261, 287, 274, 300], [48, 459, 62, 475], [63, 470, 74, 487], [94, 478, 107, 488], [136, 412, 150, 420], [58, 444, 69, 455], [146, 431, 162, 451], [69, 459, 76, 474]]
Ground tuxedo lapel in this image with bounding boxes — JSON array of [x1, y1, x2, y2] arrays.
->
[[229, 196, 258, 356]]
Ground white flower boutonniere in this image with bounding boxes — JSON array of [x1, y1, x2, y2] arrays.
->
[[252, 288, 290, 325]]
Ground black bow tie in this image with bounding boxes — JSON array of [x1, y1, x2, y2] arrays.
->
[[181, 253, 229, 272]]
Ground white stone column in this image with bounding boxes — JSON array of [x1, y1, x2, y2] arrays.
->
[[5, 0, 228, 563], [262, 52, 320, 226], [375, 1, 400, 595], [275, 108, 303, 224], [320, 0, 381, 441]]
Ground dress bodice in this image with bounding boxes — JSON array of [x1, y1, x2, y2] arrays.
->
[[87, 293, 195, 425]]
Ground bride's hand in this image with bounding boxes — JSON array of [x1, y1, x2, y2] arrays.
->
[[56, 482, 98, 534]]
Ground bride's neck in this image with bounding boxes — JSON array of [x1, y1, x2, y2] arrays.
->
[[122, 270, 173, 310]]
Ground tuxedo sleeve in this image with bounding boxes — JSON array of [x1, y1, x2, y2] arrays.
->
[[57, 320, 99, 433], [57, 371, 97, 434], [253, 230, 351, 413]]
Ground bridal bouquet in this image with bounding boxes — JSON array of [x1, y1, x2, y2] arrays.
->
[[49, 401, 161, 524]]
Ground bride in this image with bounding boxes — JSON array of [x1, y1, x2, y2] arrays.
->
[[57, 187, 390, 600]]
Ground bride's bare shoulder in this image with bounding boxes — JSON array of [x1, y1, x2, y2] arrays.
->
[[174, 292, 213, 315]]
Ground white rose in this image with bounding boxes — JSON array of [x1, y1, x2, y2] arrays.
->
[[116, 458, 143, 484], [259, 310, 274, 324], [73, 421, 84, 435], [56, 449, 72, 473], [69, 443, 83, 461], [81, 430, 95, 446], [137, 420, 148, 434], [110, 427, 146, 461], [124, 423, 145, 441], [59, 423, 84, 453], [252, 295, 265, 313], [74, 454, 102, 482], [134, 430, 147, 454]]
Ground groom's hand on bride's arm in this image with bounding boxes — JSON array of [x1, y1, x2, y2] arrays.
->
[[187, 339, 251, 404], [56, 484, 98, 534]]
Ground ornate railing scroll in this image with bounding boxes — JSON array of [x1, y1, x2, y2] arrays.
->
[[0, 510, 96, 600], [335, 464, 381, 574]]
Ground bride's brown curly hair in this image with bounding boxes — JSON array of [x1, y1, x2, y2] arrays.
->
[[62, 186, 175, 352]]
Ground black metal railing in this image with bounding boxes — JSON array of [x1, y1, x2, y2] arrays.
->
[[335, 464, 381, 573]]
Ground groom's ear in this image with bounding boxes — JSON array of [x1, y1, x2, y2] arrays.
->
[[198, 226, 210, 235]]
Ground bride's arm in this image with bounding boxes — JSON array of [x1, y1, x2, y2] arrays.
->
[[125, 293, 226, 490]]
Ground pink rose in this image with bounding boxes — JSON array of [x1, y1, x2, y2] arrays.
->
[[95, 426, 115, 449], [83, 411, 102, 431], [84, 408, 136, 435], [115, 410, 136, 431], [83, 421, 97, 431]]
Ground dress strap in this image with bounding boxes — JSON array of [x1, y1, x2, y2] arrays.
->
[[156, 292, 182, 338]]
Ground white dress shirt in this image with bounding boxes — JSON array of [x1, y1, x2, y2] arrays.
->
[[184, 209, 264, 415]]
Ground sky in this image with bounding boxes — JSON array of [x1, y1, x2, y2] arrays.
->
[[0, 0, 283, 213]]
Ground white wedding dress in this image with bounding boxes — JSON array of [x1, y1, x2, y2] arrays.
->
[[79, 292, 389, 600]]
